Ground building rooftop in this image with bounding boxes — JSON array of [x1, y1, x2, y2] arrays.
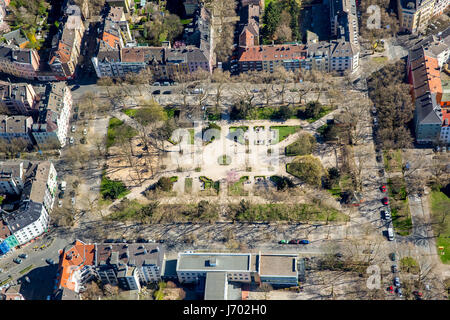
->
[[3, 201, 45, 233], [239, 43, 306, 62], [177, 252, 253, 272], [258, 254, 298, 277], [204, 272, 227, 300], [96, 242, 164, 269]]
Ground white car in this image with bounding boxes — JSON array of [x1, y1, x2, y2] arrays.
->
[[71, 197, 76, 206], [83, 128, 87, 135], [71, 125, 76, 133], [69, 137, 74, 144], [58, 200, 62, 207]]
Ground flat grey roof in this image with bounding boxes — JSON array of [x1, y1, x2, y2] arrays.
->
[[204, 272, 227, 300], [259, 254, 298, 277], [177, 253, 251, 272]]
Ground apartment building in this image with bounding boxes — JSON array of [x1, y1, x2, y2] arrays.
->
[[433, 0, 450, 15], [238, 43, 306, 73], [0, 115, 34, 146], [2, 161, 57, 246], [31, 82, 72, 149], [0, 81, 37, 115], [2, 29, 30, 49], [0, 161, 25, 195], [48, 9, 85, 79], [398, 0, 437, 33], [408, 27, 450, 144], [238, 3, 260, 48], [0, 45, 40, 80], [106, 0, 133, 13], [330, 0, 359, 46], [96, 242, 165, 290], [183, 0, 201, 17], [56, 240, 97, 294]]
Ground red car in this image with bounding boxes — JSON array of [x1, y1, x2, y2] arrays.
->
[[380, 185, 387, 192], [388, 286, 394, 294], [382, 197, 389, 205]]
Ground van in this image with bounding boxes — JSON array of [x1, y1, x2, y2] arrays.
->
[[60, 181, 67, 191], [388, 227, 394, 241]]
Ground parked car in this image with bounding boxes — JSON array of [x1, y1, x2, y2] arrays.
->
[[71, 125, 76, 133], [83, 128, 87, 135], [104, 239, 115, 243], [391, 264, 398, 273], [58, 200, 62, 207], [18, 254, 28, 259], [382, 197, 389, 205], [376, 155, 382, 162], [13, 258, 22, 264], [73, 106, 79, 113], [163, 90, 171, 94], [390, 252, 397, 261], [394, 277, 401, 287], [162, 81, 170, 86], [279, 240, 288, 244], [388, 285, 394, 294], [71, 197, 76, 206], [152, 82, 161, 86], [299, 240, 310, 244], [46, 258, 55, 265], [153, 90, 160, 95], [69, 137, 74, 144], [380, 185, 387, 193], [396, 287, 403, 297], [387, 227, 395, 241], [383, 209, 391, 220], [289, 239, 300, 244]]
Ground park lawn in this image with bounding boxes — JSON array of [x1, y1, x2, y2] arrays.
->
[[229, 127, 247, 144], [228, 176, 249, 196], [430, 190, 450, 264], [185, 178, 193, 194], [230, 202, 349, 222], [270, 125, 301, 143], [383, 149, 403, 173], [188, 129, 195, 144], [207, 111, 221, 121], [107, 199, 144, 221], [390, 198, 412, 236], [372, 56, 388, 64], [164, 106, 176, 119], [106, 117, 138, 148], [180, 18, 192, 25]]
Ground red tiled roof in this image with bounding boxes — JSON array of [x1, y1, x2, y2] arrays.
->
[[57, 240, 95, 292], [411, 53, 442, 100], [239, 44, 306, 62]]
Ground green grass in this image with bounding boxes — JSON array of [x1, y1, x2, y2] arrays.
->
[[270, 126, 301, 143], [19, 264, 34, 275], [390, 200, 412, 236], [0, 276, 12, 287], [164, 106, 176, 119], [383, 149, 403, 173], [180, 18, 192, 25], [230, 202, 349, 222], [185, 178, 193, 194], [228, 176, 249, 196], [122, 109, 137, 118], [400, 256, 420, 274], [106, 117, 138, 148], [372, 56, 388, 64], [305, 106, 334, 123], [229, 127, 247, 144], [108, 199, 144, 221], [430, 190, 450, 264], [188, 129, 194, 144]]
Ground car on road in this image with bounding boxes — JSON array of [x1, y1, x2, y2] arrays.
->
[[105, 239, 115, 243], [162, 81, 170, 86], [391, 264, 398, 273], [58, 200, 62, 207], [83, 128, 87, 135], [163, 90, 171, 94], [378, 168, 384, 177], [383, 209, 391, 220], [387, 227, 395, 241], [413, 291, 423, 300], [376, 155, 382, 162], [394, 277, 401, 287], [71, 197, 76, 206], [152, 82, 161, 86], [388, 285, 394, 294], [69, 137, 74, 144], [380, 185, 387, 192], [13, 258, 22, 264], [46, 258, 56, 265], [71, 85, 80, 91], [251, 89, 259, 93], [18, 254, 28, 259], [396, 288, 403, 297], [382, 197, 389, 205], [390, 252, 397, 261], [279, 240, 288, 244], [71, 125, 76, 133], [58, 191, 65, 199], [153, 90, 160, 95], [289, 239, 309, 244]]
